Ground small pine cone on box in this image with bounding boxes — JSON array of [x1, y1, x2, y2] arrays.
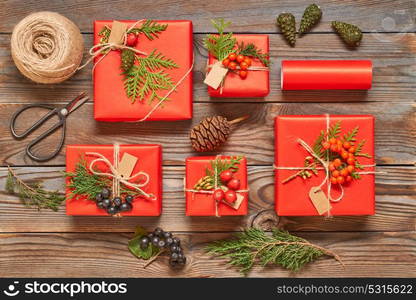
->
[[121, 49, 135, 72], [277, 13, 297, 46]]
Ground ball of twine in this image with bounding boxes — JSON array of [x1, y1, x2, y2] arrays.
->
[[11, 11, 84, 84]]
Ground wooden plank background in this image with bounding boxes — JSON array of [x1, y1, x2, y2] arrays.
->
[[0, 0, 415, 278]]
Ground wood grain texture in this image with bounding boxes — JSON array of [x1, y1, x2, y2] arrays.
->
[[0, 231, 414, 277], [1, 0, 414, 33], [0, 166, 414, 233], [1, 33, 415, 104], [0, 102, 414, 166]]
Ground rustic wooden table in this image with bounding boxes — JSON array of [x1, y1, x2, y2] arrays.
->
[[0, 0, 415, 278]]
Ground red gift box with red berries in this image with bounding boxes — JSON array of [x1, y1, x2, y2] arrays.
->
[[66, 144, 162, 216], [185, 156, 248, 216], [93, 20, 193, 122], [206, 34, 270, 98], [274, 115, 375, 216]]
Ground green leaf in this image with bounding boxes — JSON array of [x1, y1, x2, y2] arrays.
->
[[133, 225, 147, 238], [327, 121, 341, 139], [343, 126, 359, 142], [204, 19, 237, 61], [237, 42, 270, 66], [129, 20, 168, 40], [128, 236, 156, 260]]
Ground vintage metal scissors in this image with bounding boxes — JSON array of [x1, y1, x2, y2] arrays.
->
[[10, 92, 89, 162]]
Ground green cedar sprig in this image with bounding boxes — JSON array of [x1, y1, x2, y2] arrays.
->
[[65, 160, 136, 202], [206, 228, 343, 275], [204, 19, 237, 61], [5, 167, 65, 211], [128, 20, 168, 40], [237, 42, 270, 67]]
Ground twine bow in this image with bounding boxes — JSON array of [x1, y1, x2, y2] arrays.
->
[[78, 19, 194, 122], [86, 144, 155, 202], [185, 155, 249, 217], [274, 114, 380, 216]]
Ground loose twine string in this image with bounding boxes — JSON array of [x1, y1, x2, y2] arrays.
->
[[86, 143, 155, 216], [184, 155, 249, 217], [10, 12, 84, 84], [78, 19, 194, 122], [274, 114, 381, 216]]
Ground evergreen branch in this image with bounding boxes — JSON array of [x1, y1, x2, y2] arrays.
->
[[98, 25, 111, 43], [206, 228, 343, 275], [137, 50, 179, 71], [204, 19, 236, 61], [6, 167, 65, 211], [237, 42, 270, 66], [129, 20, 168, 40], [328, 121, 341, 139], [354, 140, 372, 158], [207, 156, 243, 186], [343, 126, 359, 142]]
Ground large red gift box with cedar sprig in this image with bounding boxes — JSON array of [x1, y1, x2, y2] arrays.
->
[[185, 156, 248, 216], [274, 115, 375, 216], [93, 20, 193, 121], [66, 144, 162, 216], [207, 35, 270, 98]]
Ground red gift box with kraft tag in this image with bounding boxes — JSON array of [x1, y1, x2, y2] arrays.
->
[[207, 35, 269, 98], [185, 156, 248, 216], [66, 144, 162, 216], [93, 20, 193, 121], [274, 115, 375, 216]]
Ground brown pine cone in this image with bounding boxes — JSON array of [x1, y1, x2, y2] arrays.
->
[[190, 115, 248, 152]]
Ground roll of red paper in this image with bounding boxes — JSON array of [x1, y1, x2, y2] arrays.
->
[[281, 60, 372, 90]]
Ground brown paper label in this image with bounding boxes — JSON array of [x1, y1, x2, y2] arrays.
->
[[220, 186, 245, 210], [204, 61, 228, 89], [108, 21, 128, 45], [309, 186, 331, 215], [117, 152, 138, 179]]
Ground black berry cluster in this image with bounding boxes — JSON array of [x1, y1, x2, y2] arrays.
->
[[95, 188, 134, 215], [140, 227, 186, 267]]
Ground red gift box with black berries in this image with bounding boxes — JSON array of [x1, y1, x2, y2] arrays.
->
[[274, 115, 375, 216], [207, 35, 270, 98], [185, 156, 248, 216], [66, 144, 162, 216], [93, 20, 193, 121]]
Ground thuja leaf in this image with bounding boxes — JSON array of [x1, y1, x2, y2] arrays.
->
[[327, 121, 341, 139], [237, 42, 270, 66], [129, 20, 168, 40], [343, 126, 359, 142], [204, 19, 236, 61], [138, 50, 179, 71], [206, 228, 343, 275], [206, 156, 243, 186], [355, 140, 372, 158]]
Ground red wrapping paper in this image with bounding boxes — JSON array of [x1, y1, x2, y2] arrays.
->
[[281, 60, 372, 90], [274, 115, 375, 216], [185, 156, 248, 216], [208, 35, 269, 98], [94, 20, 193, 121], [66, 144, 162, 216]]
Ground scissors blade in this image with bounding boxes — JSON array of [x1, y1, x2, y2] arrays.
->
[[64, 92, 89, 115]]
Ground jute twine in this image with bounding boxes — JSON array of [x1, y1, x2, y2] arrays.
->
[[11, 11, 84, 84]]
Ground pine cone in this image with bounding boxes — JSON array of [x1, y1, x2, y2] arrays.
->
[[190, 115, 248, 152], [331, 21, 363, 47], [121, 49, 135, 72], [299, 4, 322, 35], [277, 13, 296, 46]]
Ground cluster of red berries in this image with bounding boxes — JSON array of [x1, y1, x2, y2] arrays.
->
[[222, 53, 252, 79], [321, 138, 358, 185], [126, 33, 139, 47], [212, 169, 241, 204]]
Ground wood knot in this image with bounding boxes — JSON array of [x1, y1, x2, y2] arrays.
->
[[250, 209, 280, 230]]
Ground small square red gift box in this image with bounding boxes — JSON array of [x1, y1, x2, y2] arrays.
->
[[66, 144, 162, 216], [206, 34, 270, 98], [93, 20, 193, 121], [185, 156, 248, 216], [274, 115, 375, 216]]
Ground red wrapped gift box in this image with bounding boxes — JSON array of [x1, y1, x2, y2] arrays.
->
[[185, 156, 248, 216], [274, 115, 375, 216], [207, 35, 269, 98], [94, 20, 193, 121], [66, 144, 162, 216]]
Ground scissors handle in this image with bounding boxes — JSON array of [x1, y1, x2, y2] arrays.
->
[[10, 105, 60, 139], [10, 104, 66, 162], [26, 121, 66, 162]]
